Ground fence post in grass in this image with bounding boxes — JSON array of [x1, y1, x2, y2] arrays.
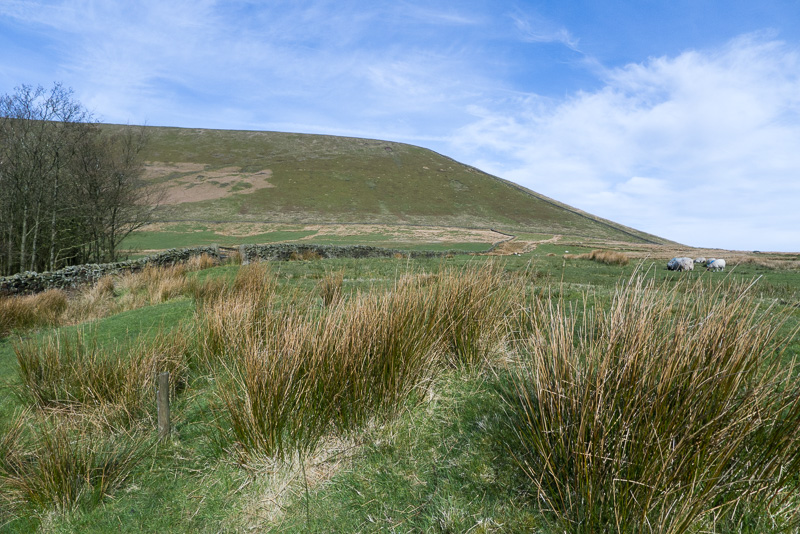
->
[[157, 372, 170, 441]]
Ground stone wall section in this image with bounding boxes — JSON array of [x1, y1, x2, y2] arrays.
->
[[0, 244, 449, 295], [0, 246, 222, 296]]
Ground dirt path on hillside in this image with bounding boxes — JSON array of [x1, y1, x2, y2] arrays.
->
[[487, 235, 562, 255]]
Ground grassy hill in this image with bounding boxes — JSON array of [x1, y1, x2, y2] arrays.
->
[[108, 125, 673, 250]]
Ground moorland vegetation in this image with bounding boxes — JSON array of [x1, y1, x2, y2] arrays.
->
[[0, 249, 798, 533]]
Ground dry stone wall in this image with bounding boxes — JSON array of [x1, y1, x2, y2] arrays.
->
[[0, 244, 450, 295], [0, 246, 222, 296], [238, 243, 445, 263]]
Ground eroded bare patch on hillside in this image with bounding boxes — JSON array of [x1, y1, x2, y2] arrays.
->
[[144, 162, 274, 204]]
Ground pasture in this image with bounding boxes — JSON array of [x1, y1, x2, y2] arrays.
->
[[1, 246, 799, 533]]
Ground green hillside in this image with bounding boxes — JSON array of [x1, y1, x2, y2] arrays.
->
[[115, 125, 672, 246]]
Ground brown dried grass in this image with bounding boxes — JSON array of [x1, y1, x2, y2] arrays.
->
[[0, 290, 68, 337], [501, 275, 800, 532], [14, 327, 191, 428], [565, 249, 630, 266], [186, 253, 218, 271]]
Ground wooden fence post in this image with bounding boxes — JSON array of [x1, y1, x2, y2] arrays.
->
[[157, 371, 170, 441]]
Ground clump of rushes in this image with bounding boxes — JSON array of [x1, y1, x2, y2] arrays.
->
[[499, 275, 800, 533], [15, 327, 190, 428], [564, 249, 629, 265], [289, 250, 322, 261], [115, 264, 191, 308], [209, 262, 519, 462], [586, 248, 629, 265], [0, 411, 150, 515], [432, 261, 521, 367], [214, 274, 444, 461], [0, 289, 68, 338], [195, 262, 281, 363], [94, 274, 116, 297], [317, 270, 344, 307], [185, 252, 217, 271]]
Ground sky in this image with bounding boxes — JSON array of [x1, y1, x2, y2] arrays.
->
[[2, 1, 799, 252]]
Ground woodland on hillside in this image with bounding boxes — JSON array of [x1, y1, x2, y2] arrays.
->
[[0, 83, 155, 276]]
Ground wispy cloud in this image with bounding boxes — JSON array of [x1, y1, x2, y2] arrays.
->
[[451, 35, 800, 251], [510, 10, 580, 51]]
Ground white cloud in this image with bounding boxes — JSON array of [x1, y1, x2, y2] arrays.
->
[[451, 35, 800, 251], [511, 10, 580, 51]]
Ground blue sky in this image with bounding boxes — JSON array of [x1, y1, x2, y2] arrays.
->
[[2, 1, 799, 252]]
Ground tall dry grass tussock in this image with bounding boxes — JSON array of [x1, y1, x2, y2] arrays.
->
[[14, 327, 190, 427], [213, 276, 444, 461], [500, 274, 800, 533], [67, 264, 196, 324], [564, 249, 630, 265], [185, 252, 218, 271], [203, 262, 520, 462], [195, 262, 281, 362], [0, 411, 150, 514], [432, 262, 522, 367], [317, 270, 344, 307], [0, 290, 68, 338]]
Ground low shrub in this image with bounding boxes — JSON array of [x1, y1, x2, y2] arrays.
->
[[499, 276, 800, 533]]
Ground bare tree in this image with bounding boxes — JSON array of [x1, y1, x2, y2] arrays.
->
[[0, 83, 153, 275], [71, 125, 157, 263]]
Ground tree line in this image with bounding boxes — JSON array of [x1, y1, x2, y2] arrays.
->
[[0, 83, 157, 276]]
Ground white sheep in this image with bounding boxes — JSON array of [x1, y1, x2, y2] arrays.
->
[[667, 257, 694, 271], [694, 257, 706, 264], [707, 258, 726, 271]]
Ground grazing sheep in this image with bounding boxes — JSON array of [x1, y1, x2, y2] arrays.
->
[[707, 258, 726, 271], [694, 257, 706, 264], [667, 257, 694, 271]]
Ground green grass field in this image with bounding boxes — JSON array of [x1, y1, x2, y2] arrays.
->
[[1, 249, 799, 533]]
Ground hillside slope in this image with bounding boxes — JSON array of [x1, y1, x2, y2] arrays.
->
[[117, 125, 671, 245]]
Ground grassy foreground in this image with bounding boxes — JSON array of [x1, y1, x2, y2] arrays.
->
[[1, 251, 799, 533]]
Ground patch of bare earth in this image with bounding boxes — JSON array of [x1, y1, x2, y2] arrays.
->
[[145, 162, 274, 204]]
